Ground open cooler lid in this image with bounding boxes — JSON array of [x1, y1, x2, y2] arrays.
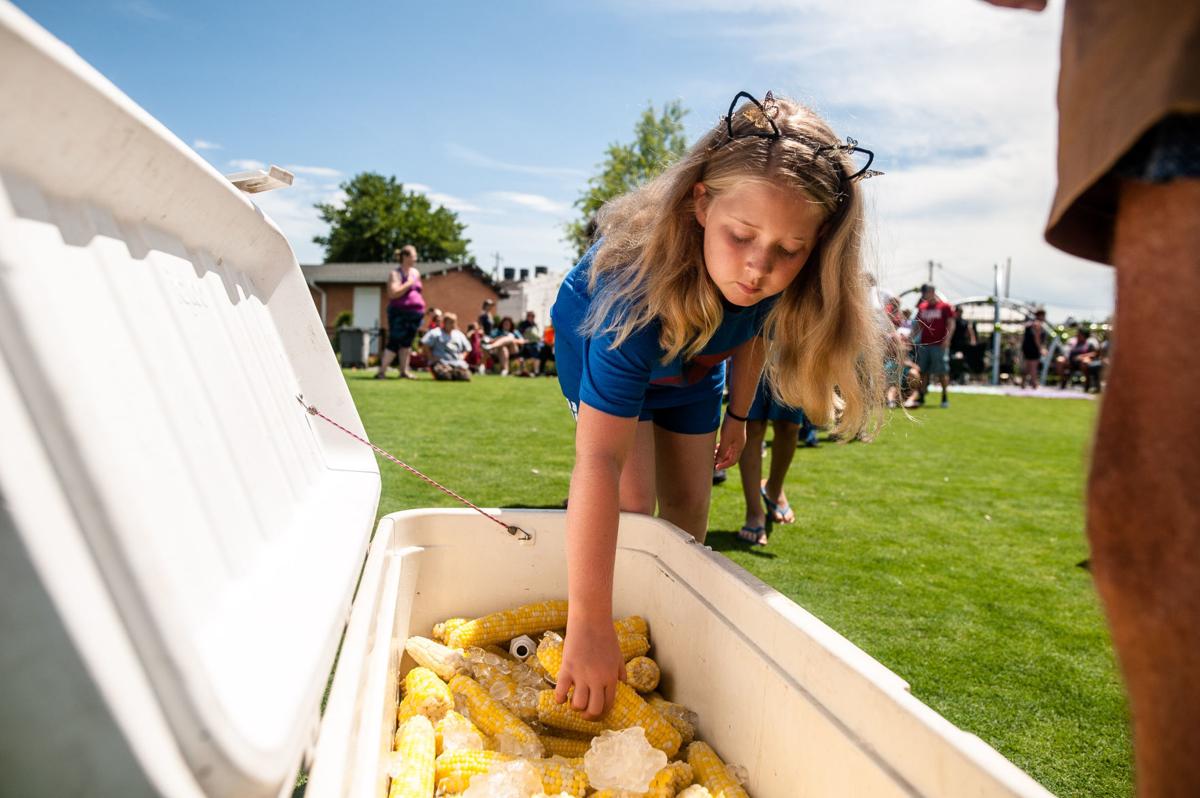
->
[[0, 4, 381, 796]]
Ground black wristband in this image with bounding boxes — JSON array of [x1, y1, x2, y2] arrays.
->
[[725, 408, 749, 423]]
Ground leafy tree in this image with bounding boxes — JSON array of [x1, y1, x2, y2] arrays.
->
[[314, 172, 471, 263], [565, 101, 689, 258]]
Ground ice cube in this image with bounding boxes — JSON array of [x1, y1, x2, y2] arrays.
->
[[494, 729, 545, 759], [438, 713, 485, 754], [462, 759, 543, 798], [489, 679, 516, 703], [583, 727, 668, 792], [727, 762, 749, 785], [677, 785, 714, 798]]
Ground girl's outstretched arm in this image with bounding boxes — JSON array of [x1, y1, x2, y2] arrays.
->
[[557, 403, 639, 719], [716, 335, 765, 469]]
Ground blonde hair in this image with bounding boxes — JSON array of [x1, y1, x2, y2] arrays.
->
[[585, 93, 886, 438]]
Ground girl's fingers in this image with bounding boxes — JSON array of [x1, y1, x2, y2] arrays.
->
[[586, 680, 608, 719], [555, 673, 573, 704], [570, 683, 592, 714]]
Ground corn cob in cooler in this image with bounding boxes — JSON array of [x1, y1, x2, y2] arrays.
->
[[434, 749, 510, 794], [404, 636, 465, 681], [444, 599, 569, 650], [614, 615, 649, 638], [591, 759, 695, 798], [397, 666, 453, 723], [537, 733, 591, 759], [616, 631, 652, 661], [536, 689, 606, 736], [536, 633, 682, 757], [386, 714, 435, 798], [647, 693, 698, 746], [432, 617, 468, 643], [448, 674, 545, 758], [687, 741, 749, 798], [433, 710, 486, 755], [625, 655, 662, 692]]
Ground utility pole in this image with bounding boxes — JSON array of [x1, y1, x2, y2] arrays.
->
[[926, 260, 943, 288], [491, 251, 503, 280]]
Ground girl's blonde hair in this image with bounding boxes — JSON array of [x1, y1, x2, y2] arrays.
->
[[585, 93, 886, 438]]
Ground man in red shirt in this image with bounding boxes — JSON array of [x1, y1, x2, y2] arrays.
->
[[907, 284, 956, 408]]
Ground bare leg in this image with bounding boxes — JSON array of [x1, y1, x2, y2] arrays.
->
[[738, 421, 769, 532], [398, 347, 413, 377], [497, 347, 510, 374], [764, 420, 799, 523], [619, 420, 657, 515], [377, 348, 396, 376], [653, 425, 718, 543], [1090, 178, 1200, 798]]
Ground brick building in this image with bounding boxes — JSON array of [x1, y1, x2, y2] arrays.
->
[[300, 261, 507, 354]]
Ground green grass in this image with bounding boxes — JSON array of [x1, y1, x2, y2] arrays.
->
[[344, 369, 1132, 798]]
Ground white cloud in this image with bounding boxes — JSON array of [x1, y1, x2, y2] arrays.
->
[[115, 0, 168, 21], [227, 158, 266, 172], [193, 139, 221, 151], [284, 164, 342, 178], [487, 191, 569, 216], [446, 143, 587, 180]]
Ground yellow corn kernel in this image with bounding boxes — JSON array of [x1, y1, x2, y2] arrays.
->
[[448, 674, 544, 758], [433, 617, 468, 643], [405, 636, 465, 681], [532, 758, 589, 797], [401, 666, 453, 722], [538, 734, 592, 759], [625, 656, 661, 692], [387, 715, 435, 798], [433, 710, 485, 756], [646, 694, 697, 746], [445, 600, 570, 650], [687, 742, 748, 798], [434, 749, 511, 794], [536, 635, 680, 757], [646, 760, 695, 797], [613, 615, 649, 638], [536, 689, 605, 736]]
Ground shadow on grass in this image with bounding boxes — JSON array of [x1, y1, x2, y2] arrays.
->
[[705, 529, 779, 559]]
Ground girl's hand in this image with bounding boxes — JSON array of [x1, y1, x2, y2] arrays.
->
[[714, 417, 746, 470], [555, 619, 625, 719]]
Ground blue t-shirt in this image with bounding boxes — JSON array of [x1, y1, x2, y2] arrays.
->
[[551, 242, 774, 418]]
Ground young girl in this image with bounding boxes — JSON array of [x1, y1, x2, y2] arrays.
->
[[550, 91, 885, 719]]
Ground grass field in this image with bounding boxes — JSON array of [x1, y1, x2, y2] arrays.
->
[[345, 369, 1132, 798]]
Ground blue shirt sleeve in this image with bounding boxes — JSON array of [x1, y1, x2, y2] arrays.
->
[[578, 314, 660, 418]]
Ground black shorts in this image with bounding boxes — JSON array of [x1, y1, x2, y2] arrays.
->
[[386, 307, 423, 353]]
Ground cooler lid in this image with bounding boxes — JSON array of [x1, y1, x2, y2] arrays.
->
[[0, 4, 380, 795]]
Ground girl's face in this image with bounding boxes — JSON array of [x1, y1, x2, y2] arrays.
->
[[693, 180, 827, 307]]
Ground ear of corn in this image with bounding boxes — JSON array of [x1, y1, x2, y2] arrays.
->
[[676, 785, 715, 798], [536, 635, 681, 757], [448, 674, 545, 758], [445, 600, 569, 649], [646, 694, 697, 746], [625, 656, 661, 692], [434, 749, 511, 794], [531, 757, 589, 797], [537, 689, 606, 736], [400, 666, 453, 722], [432, 617, 468, 643], [617, 632, 651, 661], [538, 734, 592, 759], [614, 615, 649, 638], [433, 710, 486, 756], [387, 715, 435, 798], [687, 741, 749, 798], [646, 760, 695, 797], [405, 636, 465, 681]]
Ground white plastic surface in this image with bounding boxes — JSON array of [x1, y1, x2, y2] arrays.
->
[[310, 509, 1057, 798], [0, 3, 379, 796]]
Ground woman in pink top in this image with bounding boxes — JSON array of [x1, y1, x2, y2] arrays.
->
[[376, 245, 426, 379]]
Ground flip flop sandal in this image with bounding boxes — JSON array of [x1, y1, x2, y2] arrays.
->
[[760, 485, 795, 524], [737, 525, 765, 544]]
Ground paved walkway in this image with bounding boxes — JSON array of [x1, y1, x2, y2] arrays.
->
[[950, 384, 1097, 401]]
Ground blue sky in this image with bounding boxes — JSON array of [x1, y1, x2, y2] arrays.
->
[[15, 0, 1114, 319]]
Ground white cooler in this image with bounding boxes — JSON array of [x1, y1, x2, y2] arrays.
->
[[0, 4, 1055, 797]]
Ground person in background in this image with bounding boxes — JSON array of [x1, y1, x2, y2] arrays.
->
[[465, 322, 485, 375], [424, 307, 444, 332], [420, 312, 472, 381], [484, 315, 523, 376], [908, 284, 955, 408], [540, 322, 556, 376], [1054, 323, 1098, 391], [736, 379, 802, 546], [517, 310, 542, 377], [949, 305, 978, 384], [376, 245, 424, 380], [1021, 308, 1048, 388], [477, 298, 498, 337]]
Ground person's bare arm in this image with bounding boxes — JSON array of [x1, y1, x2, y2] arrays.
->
[[716, 335, 765, 469], [556, 403, 639, 719], [943, 317, 957, 351], [389, 267, 418, 300]]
